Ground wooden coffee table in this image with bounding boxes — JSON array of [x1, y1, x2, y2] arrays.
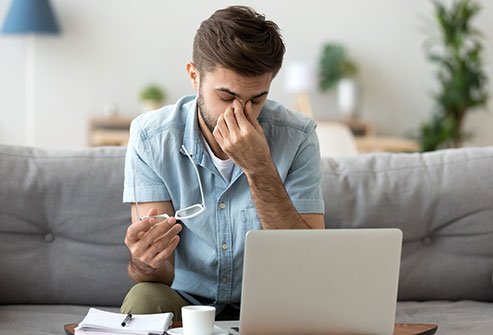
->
[[393, 323, 438, 335], [64, 322, 438, 334]]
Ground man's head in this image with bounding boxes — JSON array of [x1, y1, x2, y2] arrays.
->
[[192, 5, 285, 78], [188, 6, 286, 135]]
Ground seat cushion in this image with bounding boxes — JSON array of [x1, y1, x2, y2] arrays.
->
[[396, 301, 493, 335], [0, 305, 119, 335]]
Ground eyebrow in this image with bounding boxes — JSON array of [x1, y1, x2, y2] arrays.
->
[[217, 87, 269, 100]]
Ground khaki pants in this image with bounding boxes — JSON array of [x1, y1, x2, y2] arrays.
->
[[120, 283, 189, 321], [121, 282, 240, 321]]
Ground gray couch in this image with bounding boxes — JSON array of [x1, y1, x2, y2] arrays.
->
[[0, 144, 492, 335]]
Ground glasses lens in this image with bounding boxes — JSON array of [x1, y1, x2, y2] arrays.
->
[[175, 204, 205, 220]]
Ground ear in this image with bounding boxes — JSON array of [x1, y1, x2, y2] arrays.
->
[[186, 62, 200, 91]]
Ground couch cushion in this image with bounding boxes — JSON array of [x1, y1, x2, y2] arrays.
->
[[321, 147, 493, 301], [0, 145, 132, 306]]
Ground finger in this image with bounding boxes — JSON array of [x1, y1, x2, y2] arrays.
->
[[243, 100, 263, 132], [140, 207, 162, 222], [235, 105, 260, 133], [142, 214, 169, 224], [142, 207, 171, 224], [213, 127, 225, 149], [134, 207, 159, 222], [146, 208, 159, 217], [152, 222, 182, 245], [145, 219, 178, 243], [141, 224, 182, 265], [150, 235, 181, 268], [213, 115, 227, 145], [153, 227, 181, 255], [243, 100, 254, 123], [131, 219, 175, 255], [125, 219, 152, 245], [232, 99, 242, 110], [223, 105, 240, 133], [232, 100, 250, 129], [215, 112, 229, 135]]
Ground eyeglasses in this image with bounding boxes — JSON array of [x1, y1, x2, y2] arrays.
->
[[133, 145, 206, 222]]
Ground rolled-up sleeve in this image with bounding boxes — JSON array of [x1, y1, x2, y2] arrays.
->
[[122, 118, 171, 203], [284, 121, 325, 214]]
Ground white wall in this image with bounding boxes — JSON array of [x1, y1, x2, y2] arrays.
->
[[1, 0, 492, 149]]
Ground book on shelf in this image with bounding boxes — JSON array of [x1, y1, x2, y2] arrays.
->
[[75, 308, 173, 335]]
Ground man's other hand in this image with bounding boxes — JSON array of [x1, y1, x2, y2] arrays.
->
[[124, 208, 182, 271]]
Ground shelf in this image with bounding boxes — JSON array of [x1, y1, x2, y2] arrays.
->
[[88, 115, 133, 146], [355, 136, 419, 153]]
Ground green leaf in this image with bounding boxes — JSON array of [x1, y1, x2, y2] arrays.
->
[[318, 43, 358, 91], [419, 0, 488, 151]]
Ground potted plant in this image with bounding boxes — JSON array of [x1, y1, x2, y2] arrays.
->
[[419, 0, 488, 151], [140, 84, 166, 112], [318, 43, 360, 118]]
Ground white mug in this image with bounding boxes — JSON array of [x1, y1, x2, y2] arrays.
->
[[182, 305, 216, 335]]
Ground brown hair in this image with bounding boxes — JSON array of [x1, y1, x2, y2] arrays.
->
[[192, 6, 285, 77]]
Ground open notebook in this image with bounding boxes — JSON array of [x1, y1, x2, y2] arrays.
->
[[75, 308, 173, 335]]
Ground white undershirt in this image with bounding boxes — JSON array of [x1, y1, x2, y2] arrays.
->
[[203, 137, 235, 182]]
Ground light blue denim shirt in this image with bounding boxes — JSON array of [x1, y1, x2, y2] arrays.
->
[[123, 95, 324, 308]]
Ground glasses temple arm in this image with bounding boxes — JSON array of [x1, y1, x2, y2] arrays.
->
[[182, 145, 206, 208], [193, 158, 206, 207]]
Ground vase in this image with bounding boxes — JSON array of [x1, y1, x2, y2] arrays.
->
[[337, 78, 361, 118]]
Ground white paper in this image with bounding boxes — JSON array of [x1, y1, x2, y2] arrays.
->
[[75, 308, 173, 335]]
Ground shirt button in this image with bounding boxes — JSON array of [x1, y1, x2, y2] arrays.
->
[[222, 243, 228, 250], [219, 202, 226, 209], [222, 277, 228, 283]]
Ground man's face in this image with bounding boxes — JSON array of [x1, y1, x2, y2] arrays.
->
[[190, 65, 273, 133]]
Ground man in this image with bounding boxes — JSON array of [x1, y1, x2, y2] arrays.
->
[[121, 5, 324, 320]]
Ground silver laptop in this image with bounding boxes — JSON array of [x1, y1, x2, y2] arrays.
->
[[222, 228, 402, 335]]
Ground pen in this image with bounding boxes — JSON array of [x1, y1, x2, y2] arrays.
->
[[121, 313, 132, 327]]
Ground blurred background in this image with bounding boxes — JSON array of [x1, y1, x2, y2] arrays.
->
[[0, 0, 492, 152]]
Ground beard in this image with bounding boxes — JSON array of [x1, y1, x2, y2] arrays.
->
[[197, 87, 216, 134]]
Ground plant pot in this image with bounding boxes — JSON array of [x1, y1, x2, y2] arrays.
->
[[337, 78, 361, 118]]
